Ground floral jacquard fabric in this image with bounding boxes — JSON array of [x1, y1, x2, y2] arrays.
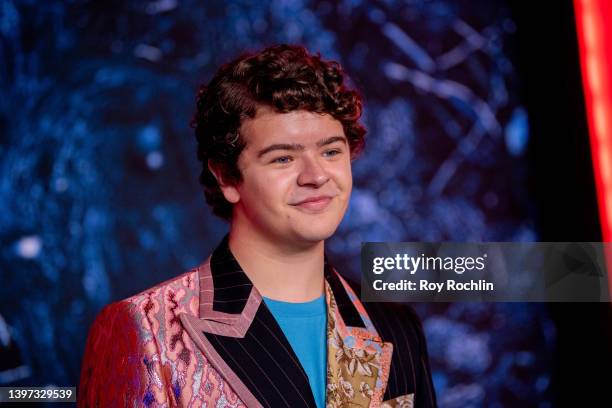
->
[[381, 394, 415, 408], [325, 281, 394, 408]]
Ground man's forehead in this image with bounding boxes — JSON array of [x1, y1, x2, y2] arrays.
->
[[240, 108, 346, 146]]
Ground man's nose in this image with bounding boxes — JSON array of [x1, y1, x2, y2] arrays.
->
[[297, 155, 329, 187]]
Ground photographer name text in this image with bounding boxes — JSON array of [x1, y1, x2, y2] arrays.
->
[[372, 279, 494, 292]]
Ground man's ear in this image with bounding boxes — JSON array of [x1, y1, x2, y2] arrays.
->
[[208, 160, 240, 204]]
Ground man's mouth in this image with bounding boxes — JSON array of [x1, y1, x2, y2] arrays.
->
[[291, 196, 334, 211]]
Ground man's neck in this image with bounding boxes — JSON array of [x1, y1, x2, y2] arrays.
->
[[227, 227, 325, 303]]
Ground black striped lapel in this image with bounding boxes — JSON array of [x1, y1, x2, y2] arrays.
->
[[186, 236, 317, 408], [208, 236, 253, 314], [202, 302, 316, 407], [323, 260, 366, 329]]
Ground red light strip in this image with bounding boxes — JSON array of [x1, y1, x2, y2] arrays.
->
[[574, 0, 612, 242], [574, 0, 612, 296]]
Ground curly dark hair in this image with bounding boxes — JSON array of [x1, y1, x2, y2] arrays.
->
[[191, 44, 366, 220]]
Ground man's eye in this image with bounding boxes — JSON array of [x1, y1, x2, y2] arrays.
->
[[323, 149, 342, 157], [272, 156, 292, 164]]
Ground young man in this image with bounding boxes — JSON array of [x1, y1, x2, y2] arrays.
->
[[79, 45, 437, 408]]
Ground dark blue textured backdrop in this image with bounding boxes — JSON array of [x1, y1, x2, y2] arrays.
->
[[1, 0, 553, 406]]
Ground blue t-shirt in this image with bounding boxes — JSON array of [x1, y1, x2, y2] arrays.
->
[[263, 295, 327, 408]]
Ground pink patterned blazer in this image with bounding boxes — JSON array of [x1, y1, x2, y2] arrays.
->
[[78, 237, 436, 407]]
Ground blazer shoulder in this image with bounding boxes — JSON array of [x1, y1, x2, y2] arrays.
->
[[82, 264, 203, 360], [123, 265, 202, 306], [89, 265, 204, 332], [78, 263, 205, 407]]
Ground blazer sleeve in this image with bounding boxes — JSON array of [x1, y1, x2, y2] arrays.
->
[[78, 300, 170, 407]]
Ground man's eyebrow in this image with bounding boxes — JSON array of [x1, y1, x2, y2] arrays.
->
[[257, 143, 305, 158], [316, 135, 348, 148]]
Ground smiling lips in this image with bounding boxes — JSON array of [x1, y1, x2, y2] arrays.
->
[[292, 195, 334, 211]]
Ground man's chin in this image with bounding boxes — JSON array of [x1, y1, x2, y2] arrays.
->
[[289, 226, 339, 246]]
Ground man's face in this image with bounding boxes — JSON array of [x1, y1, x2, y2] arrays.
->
[[219, 108, 352, 248]]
